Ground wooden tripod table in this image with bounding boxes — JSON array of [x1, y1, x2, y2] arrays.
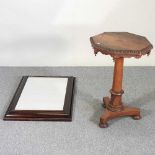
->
[[90, 32, 153, 128]]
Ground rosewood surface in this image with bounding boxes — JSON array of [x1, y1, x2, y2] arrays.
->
[[90, 32, 153, 128]]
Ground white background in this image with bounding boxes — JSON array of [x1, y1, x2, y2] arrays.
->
[[0, 0, 155, 66]]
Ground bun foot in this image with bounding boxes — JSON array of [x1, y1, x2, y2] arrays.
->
[[99, 122, 109, 128], [132, 115, 141, 120]]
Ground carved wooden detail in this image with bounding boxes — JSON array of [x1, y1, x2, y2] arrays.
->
[[90, 32, 153, 128], [90, 32, 153, 58]]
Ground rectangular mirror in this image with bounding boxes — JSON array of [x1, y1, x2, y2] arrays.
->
[[4, 76, 75, 121]]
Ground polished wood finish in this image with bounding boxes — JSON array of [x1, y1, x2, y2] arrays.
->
[[108, 57, 124, 111], [3, 76, 75, 121], [99, 57, 141, 128], [100, 97, 141, 128], [90, 32, 153, 58], [90, 32, 153, 128]]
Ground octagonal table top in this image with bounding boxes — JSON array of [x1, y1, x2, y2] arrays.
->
[[90, 32, 153, 58]]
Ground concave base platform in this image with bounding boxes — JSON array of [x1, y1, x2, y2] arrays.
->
[[99, 97, 141, 128]]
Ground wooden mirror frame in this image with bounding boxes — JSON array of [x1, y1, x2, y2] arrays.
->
[[3, 76, 75, 121]]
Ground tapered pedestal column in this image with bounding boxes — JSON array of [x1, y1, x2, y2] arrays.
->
[[90, 32, 153, 128], [99, 57, 141, 128]]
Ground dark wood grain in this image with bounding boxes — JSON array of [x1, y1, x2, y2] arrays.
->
[[3, 76, 75, 121]]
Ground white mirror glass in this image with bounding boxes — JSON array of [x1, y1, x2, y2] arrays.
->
[[15, 77, 68, 110]]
